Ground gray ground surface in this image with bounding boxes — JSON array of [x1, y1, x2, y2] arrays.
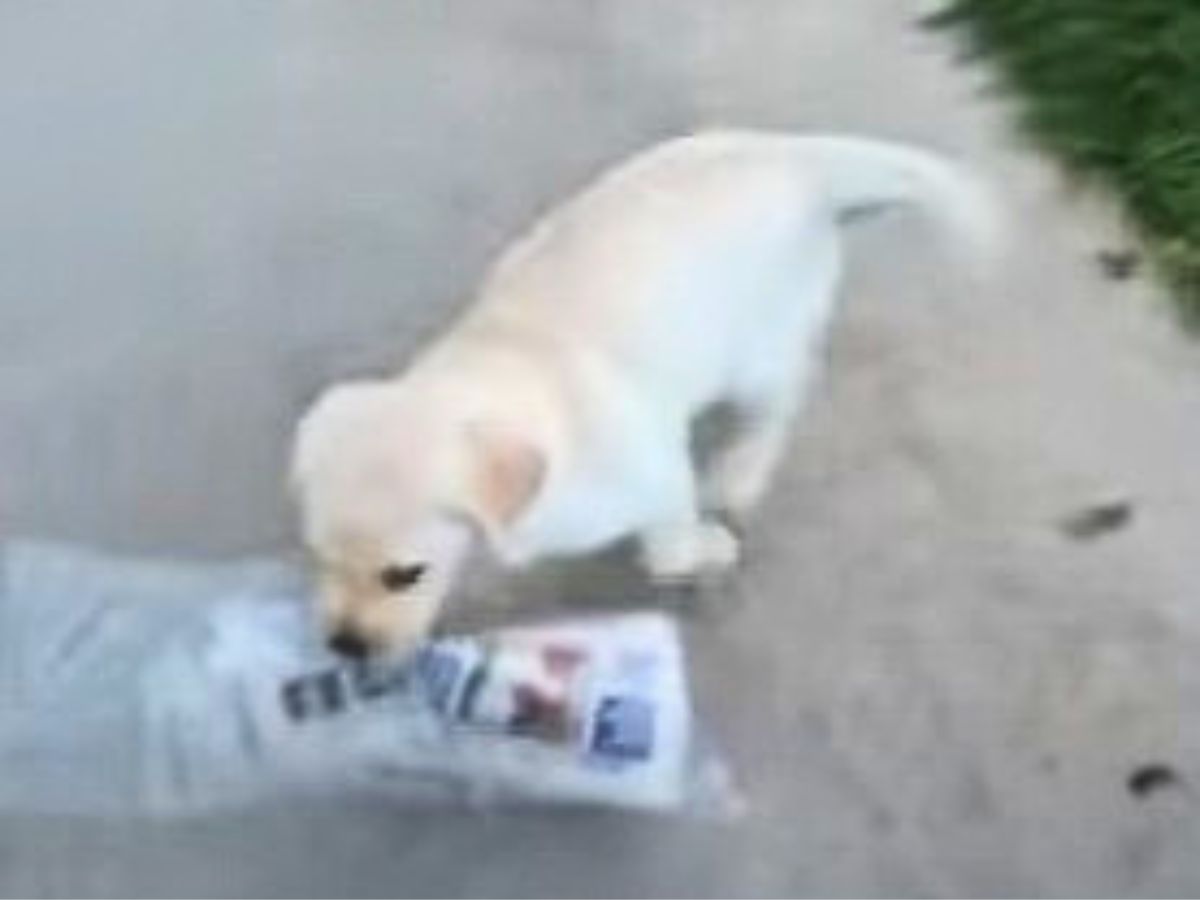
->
[[4, 0, 1200, 896]]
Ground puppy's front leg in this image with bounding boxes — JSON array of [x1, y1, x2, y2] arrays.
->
[[636, 449, 740, 582]]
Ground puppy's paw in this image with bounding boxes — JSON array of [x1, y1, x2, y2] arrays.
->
[[640, 519, 741, 583], [702, 458, 770, 524]]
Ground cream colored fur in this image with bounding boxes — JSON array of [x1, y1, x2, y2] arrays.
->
[[291, 130, 996, 655]]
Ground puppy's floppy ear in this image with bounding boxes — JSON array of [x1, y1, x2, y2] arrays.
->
[[461, 421, 546, 539]]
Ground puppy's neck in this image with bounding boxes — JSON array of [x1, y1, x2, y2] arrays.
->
[[422, 316, 573, 415]]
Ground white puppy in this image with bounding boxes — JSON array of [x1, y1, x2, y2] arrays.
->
[[291, 131, 995, 658]]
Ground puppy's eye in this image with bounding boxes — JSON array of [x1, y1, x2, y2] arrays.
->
[[379, 564, 426, 592]]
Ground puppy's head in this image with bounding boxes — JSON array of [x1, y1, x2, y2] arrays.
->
[[291, 380, 545, 658]]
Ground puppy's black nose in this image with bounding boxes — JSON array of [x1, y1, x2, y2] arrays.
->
[[328, 630, 370, 660]]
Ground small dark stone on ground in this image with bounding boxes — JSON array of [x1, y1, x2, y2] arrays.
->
[[1097, 249, 1140, 281], [1061, 499, 1134, 540], [1127, 764, 1181, 799]]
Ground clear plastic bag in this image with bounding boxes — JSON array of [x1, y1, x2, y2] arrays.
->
[[0, 541, 738, 818]]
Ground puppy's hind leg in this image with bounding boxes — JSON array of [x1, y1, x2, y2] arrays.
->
[[703, 228, 839, 524], [702, 379, 802, 524], [636, 443, 741, 583]]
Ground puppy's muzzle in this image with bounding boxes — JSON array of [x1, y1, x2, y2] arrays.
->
[[327, 629, 371, 660]]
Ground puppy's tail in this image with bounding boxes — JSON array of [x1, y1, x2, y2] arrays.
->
[[796, 135, 1003, 272]]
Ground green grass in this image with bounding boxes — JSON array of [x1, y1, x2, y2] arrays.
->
[[928, 0, 1200, 325]]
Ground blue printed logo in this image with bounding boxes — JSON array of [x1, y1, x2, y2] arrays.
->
[[414, 645, 464, 714], [590, 695, 654, 762]]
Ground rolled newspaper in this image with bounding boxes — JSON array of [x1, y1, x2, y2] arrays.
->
[[0, 541, 735, 817], [147, 606, 737, 816]]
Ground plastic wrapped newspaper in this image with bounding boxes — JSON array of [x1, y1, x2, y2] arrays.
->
[[0, 541, 737, 817]]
